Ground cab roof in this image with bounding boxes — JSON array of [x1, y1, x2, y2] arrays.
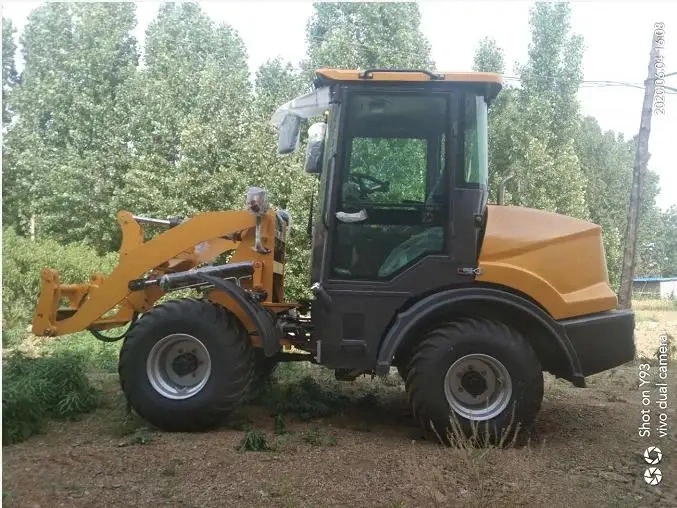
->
[[315, 68, 503, 101]]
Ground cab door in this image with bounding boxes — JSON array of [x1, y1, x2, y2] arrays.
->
[[311, 87, 469, 370]]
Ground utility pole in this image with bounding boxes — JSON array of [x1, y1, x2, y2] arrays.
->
[[618, 28, 661, 309]]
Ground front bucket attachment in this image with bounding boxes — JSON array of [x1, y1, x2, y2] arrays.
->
[[31, 268, 134, 336]]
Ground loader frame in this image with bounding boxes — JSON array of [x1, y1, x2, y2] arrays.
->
[[32, 209, 295, 351]]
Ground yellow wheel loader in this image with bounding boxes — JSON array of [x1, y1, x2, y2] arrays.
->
[[32, 68, 635, 443]]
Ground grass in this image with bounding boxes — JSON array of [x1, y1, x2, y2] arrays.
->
[[236, 429, 270, 452], [632, 297, 676, 311]]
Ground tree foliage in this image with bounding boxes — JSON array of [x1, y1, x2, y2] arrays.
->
[[112, 2, 252, 227], [2, 17, 18, 128], [3, 3, 138, 249], [305, 2, 433, 72], [472, 3, 664, 287]]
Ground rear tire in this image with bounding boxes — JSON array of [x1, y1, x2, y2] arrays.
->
[[119, 298, 254, 431], [405, 318, 543, 445]]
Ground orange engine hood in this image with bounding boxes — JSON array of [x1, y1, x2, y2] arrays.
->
[[477, 205, 618, 320]]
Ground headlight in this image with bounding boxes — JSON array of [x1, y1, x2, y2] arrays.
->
[[245, 187, 269, 216]]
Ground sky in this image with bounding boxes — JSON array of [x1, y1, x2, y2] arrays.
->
[[2, 1, 676, 209]]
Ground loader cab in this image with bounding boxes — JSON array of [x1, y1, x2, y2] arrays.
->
[[273, 68, 502, 370]]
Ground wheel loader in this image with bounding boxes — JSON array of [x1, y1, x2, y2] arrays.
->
[[31, 68, 636, 443]]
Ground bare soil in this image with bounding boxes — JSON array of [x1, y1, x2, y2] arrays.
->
[[3, 308, 677, 508]]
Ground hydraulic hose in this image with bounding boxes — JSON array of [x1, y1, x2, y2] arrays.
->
[[88, 312, 139, 343]]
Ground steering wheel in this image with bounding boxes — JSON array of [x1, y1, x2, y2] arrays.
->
[[349, 172, 390, 197]]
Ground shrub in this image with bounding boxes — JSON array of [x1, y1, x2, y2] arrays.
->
[[2, 350, 100, 445], [2, 227, 117, 333]]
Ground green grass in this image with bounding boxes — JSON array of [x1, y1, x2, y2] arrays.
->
[[236, 429, 270, 452]]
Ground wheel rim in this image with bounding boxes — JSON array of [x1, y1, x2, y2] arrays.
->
[[443, 353, 512, 421], [146, 334, 211, 400]]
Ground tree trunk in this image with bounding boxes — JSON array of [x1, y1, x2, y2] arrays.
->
[[618, 32, 660, 309]]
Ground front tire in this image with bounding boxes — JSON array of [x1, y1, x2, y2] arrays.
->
[[119, 298, 254, 431], [405, 318, 543, 445]]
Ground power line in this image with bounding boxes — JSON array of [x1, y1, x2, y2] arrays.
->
[[502, 75, 677, 94]]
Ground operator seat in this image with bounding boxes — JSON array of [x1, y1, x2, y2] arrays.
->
[[377, 167, 447, 278], [378, 226, 443, 278]]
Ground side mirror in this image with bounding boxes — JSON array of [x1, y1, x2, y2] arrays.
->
[[277, 114, 301, 154], [304, 122, 326, 174]]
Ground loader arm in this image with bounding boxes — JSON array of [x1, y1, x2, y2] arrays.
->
[[32, 209, 286, 337]]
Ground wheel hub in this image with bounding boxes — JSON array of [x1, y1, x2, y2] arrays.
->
[[172, 352, 199, 377], [461, 370, 487, 397], [147, 334, 212, 400], [444, 353, 513, 421]]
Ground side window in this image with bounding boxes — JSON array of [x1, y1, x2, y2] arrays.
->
[[461, 95, 488, 187]]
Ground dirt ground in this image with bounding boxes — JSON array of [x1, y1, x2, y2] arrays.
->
[[3, 305, 677, 507]]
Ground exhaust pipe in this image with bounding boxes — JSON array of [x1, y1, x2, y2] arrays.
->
[[497, 173, 515, 205]]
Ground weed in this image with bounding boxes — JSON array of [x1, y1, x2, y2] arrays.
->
[[236, 429, 270, 452], [257, 375, 350, 421], [131, 427, 153, 445], [274, 414, 288, 435], [301, 426, 338, 447], [379, 371, 403, 388], [301, 427, 323, 446], [269, 434, 293, 452], [2, 350, 100, 445], [109, 395, 148, 437], [351, 420, 373, 433], [632, 298, 673, 311]]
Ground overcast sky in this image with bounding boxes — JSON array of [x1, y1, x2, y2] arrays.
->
[[3, 1, 675, 209]]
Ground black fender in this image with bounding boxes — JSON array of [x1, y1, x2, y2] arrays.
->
[[199, 274, 280, 357], [375, 286, 585, 387]]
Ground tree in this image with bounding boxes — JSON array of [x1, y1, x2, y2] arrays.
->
[[305, 2, 434, 72], [473, 37, 505, 74], [113, 2, 252, 223], [243, 59, 314, 299], [618, 34, 660, 308], [472, 37, 519, 202], [473, 3, 589, 219], [519, 2, 583, 152], [2, 17, 18, 128], [660, 206, 677, 277], [3, 3, 138, 250]]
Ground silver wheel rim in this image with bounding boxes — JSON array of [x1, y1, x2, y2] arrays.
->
[[146, 334, 211, 400], [444, 353, 512, 421]]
